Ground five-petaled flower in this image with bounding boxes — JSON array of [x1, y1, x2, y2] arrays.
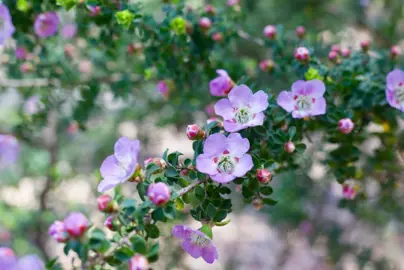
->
[[98, 137, 140, 192], [386, 69, 404, 112], [34, 12, 59, 38], [0, 4, 15, 45], [196, 133, 253, 183], [214, 85, 268, 132], [209, 70, 234, 96], [64, 212, 89, 238], [277, 79, 326, 118], [172, 225, 219, 264]]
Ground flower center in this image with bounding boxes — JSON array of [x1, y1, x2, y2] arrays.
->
[[190, 232, 210, 247], [217, 155, 236, 174], [234, 107, 251, 124], [295, 95, 312, 111], [395, 84, 404, 104]]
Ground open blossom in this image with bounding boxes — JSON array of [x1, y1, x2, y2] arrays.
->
[[98, 137, 140, 192], [34, 12, 59, 38], [277, 79, 326, 118], [48, 221, 69, 242], [172, 225, 218, 264], [263, 25, 276, 39], [214, 85, 268, 132], [0, 4, 15, 45], [0, 135, 19, 169], [129, 255, 149, 270], [23, 95, 43, 115], [209, 69, 234, 96], [338, 118, 354, 134], [14, 255, 45, 270], [386, 69, 404, 112], [61, 23, 77, 39], [64, 212, 89, 238], [148, 182, 171, 206], [0, 247, 17, 269], [196, 133, 253, 183]]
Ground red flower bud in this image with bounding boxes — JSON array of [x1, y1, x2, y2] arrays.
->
[[295, 26, 306, 39], [97, 194, 118, 213], [360, 40, 370, 52], [284, 141, 295, 153], [341, 48, 351, 58], [263, 25, 277, 39], [186, 124, 206, 140], [391, 45, 401, 58], [147, 182, 171, 206], [257, 169, 272, 184], [199, 17, 212, 30]]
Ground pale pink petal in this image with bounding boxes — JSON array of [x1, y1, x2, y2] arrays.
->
[[172, 225, 192, 239], [182, 239, 202, 259], [277, 91, 294, 112], [97, 178, 121, 192], [249, 90, 268, 113], [203, 133, 227, 155], [223, 120, 245, 132], [291, 80, 306, 94], [214, 98, 234, 120], [226, 133, 250, 157], [232, 154, 253, 177], [196, 154, 218, 175], [228, 85, 252, 107], [310, 96, 326, 116], [210, 173, 236, 183], [247, 112, 265, 127], [305, 80, 325, 97], [201, 245, 219, 264]]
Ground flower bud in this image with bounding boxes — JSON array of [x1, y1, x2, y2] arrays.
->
[[338, 118, 354, 134], [186, 124, 205, 140], [341, 48, 351, 58], [205, 4, 216, 15], [227, 0, 240, 6], [88, 5, 101, 16], [331, 44, 341, 54], [144, 157, 167, 169], [212, 32, 223, 42], [199, 17, 212, 30], [328, 50, 339, 63], [115, 10, 135, 29], [259, 59, 275, 72], [129, 255, 149, 270], [360, 40, 370, 52], [263, 25, 276, 39], [104, 216, 120, 231], [284, 141, 295, 153], [64, 212, 89, 238], [170, 16, 187, 35], [64, 44, 76, 58], [253, 198, 263, 211], [147, 182, 171, 206], [342, 182, 358, 200], [294, 47, 309, 62], [67, 121, 79, 135], [48, 221, 69, 243], [391, 45, 400, 58], [97, 194, 118, 213], [257, 169, 272, 184], [295, 25, 305, 39], [128, 43, 142, 55]]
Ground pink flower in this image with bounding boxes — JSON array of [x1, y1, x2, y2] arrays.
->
[[263, 25, 276, 39], [148, 182, 171, 206], [331, 44, 341, 54], [79, 60, 92, 74], [34, 12, 59, 38], [104, 216, 114, 231], [215, 85, 268, 132], [0, 247, 17, 269], [14, 255, 44, 270], [64, 212, 89, 238], [61, 24, 77, 39], [48, 221, 69, 242], [67, 121, 79, 135], [294, 47, 310, 61], [15, 47, 27, 60], [0, 134, 19, 169], [391, 45, 400, 58], [338, 118, 354, 134], [259, 59, 274, 72], [199, 17, 211, 29], [88, 5, 101, 16], [204, 104, 215, 116], [144, 157, 166, 169], [360, 40, 370, 52], [227, 0, 239, 6], [172, 225, 218, 264], [196, 133, 253, 183], [157, 80, 169, 99], [97, 194, 117, 213], [129, 255, 149, 270], [209, 69, 234, 96], [328, 50, 339, 63], [277, 79, 326, 118], [23, 95, 43, 115], [0, 5, 15, 45], [205, 4, 216, 14], [342, 48, 351, 57], [212, 32, 223, 42], [20, 62, 34, 73], [342, 181, 358, 200], [284, 141, 295, 153], [186, 124, 205, 140], [257, 169, 271, 183], [386, 69, 404, 112], [296, 26, 306, 39]]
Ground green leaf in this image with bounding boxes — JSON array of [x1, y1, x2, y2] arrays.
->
[[145, 224, 160, 239], [151, 208, 167, 222], [131, 235, 147, 254], [288, 126, 296, 139], [175, 198, 185, 210], [114, 246, 134, 262], [260, 186, 273, 195], [206, 203, 216, 218], [121, 199, 136, 209], [195, 186, 205, 201], [168, 151, 183, 167], [214, 210, 227, 222], [147, 243, 160, 263], [146, 163, 160, 175], [200, 224, 213, 239], [137, 183, 147, 201], [215, 219, 231, 226], [219, 186, 231, 194], [165, 167, 178, 177], [248, 178, 260, 192], [262, 198, 277, 205]]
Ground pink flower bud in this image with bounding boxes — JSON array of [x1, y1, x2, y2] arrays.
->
[[129, 255, 149, 270], [342, 182, 358, 200], [341, 48, 351, 58], [294, 47, 310, 62], [295, 26, 306, 39], [64, 44, 76, 58], [186, 124, 205, 140], [88, 5, 101, 16], [15, 47, 27, 60], [64, 212, 89, 238], [144, 157, 167, 169], [104, 216, 120, 231], [227, 0, 240, 6], [391, 45, 401, 58], [259, 59, 275, 72], [284, 141, 295, 153], [360, 40, 370, 52], [67, 121, 79, 135], [331, 44, 341, 54], [328, 50, 339, 63], [48, 221, 69, 243], [257, 169, 272, 184], [147, 182, 171, 206], [199, 17, 212, 29], [338, 118, 354, 134], [263, 25, 277, 39], [205, 4, 216, 14], [97, 194, 118, 213], [212, 32, 223, 42]]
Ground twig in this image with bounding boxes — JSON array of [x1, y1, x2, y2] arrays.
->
[[177, 179, 207, 197], [237, 28, 265, 47]]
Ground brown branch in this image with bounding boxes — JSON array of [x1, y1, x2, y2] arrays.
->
[[237, 28, 265, 47], [177, 178, 207, 197]]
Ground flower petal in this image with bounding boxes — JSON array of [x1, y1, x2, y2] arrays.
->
[[210, 173, 236, 183], [310, 96, 326, 116], [100, 155, 127, 178], [291, 80, 306, 94], [196, 154, 218, 175], [386, 89, 401, 109], [249, 90, 269, 113], [172, 225, 192, 239], [247, 112, 265, 127], [203, 133, 227, 155], [182, 239, 202, 259], [292, 110, 309, 118], [216, 69, 229, 77], [223, 120, 245, 132], [201, 245, 219, 264], [114, 137, 140, 165], [214, 98, 234, 120], [386, 69, 404, 89], [228, 85, 252, 107], [97, 178, 121, 192], [305, 79, 325, 97], [226, 133, 250, 157], [277, 91, 294, 112], [233, 154, 253, 177]]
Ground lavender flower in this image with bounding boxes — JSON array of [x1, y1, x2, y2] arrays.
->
[[172, 225, 219, 264], [15, 47, 27, 60], [61, 23, 77, 39], [147, 182, 171, 206], [386, 69, 404, 112], [98, 137, 140, 192], [215, 85, 268, 132], [157, 80, 169, 99], [196, 133, 253, 183], [0, 4, 15, 45], [64, 212, 89, 238], [0, 135, 19, 169], [34, 12, 59, 38], [23, 95, 43, 115], [48, 220, 69, 242], [338, 118, 354, 134], [13, 255, 44, 270], [0, 247, 17, 269], [209, 69, 234, 96], [277, 79, 326, 118]]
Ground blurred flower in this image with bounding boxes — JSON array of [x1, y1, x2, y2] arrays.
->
[[157, 80, 169, 99], [15, 47, 27, 60], [295, 25, 305, 39], [97, 194, 118, 213], [284, 141, 295, 153], [14, 255, 44, 270], [299, 220, 313, 235], [328, 50, 339, 63], [277, 79, 326, 118], [294, 47, 310, 61], [186, 124, 205, 140], [64, 44, 76, 58], [128, 255, 149, 270], [64, 212, 89, 238], [263, 25, 276, 39], [147, 182, 171, 206], [98, 137, 140, 192], [209, 69, 234, 96], [259, 59, 274, 72], [341, 48, 351, 57], [23, 95, 43, 115], [48, 221, 69, 242], [215, 85, 268, 132], [67, 121, 79, 135], [78, 60, 92, 74], [0, 135, 19, 169], [204, 104, 215, 116], [196, 133, 253, 183], [0, 4, 15, 45], [205, 4, 216, 15], [20, 62, 34, 73], [199, 17, 211, 29], [0, 247, 17, 269], [34, 12, 59, 38], [391, 45, 400, 58], [212, 32, 223, 42], [331, 44, 341, 54], [257, 168, 271, 183], [115, 10, 134, 29], [61, 23, 77, 39], [88, 5, 101, 16], [338, 118, 354, 134], [170, 16, 187, 35], [386, 69, 404, 112], [342, 181, 359, 200], [360, 40, 370, 52], [172, 225, 218, 264], [227, 0, 240, 6]]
